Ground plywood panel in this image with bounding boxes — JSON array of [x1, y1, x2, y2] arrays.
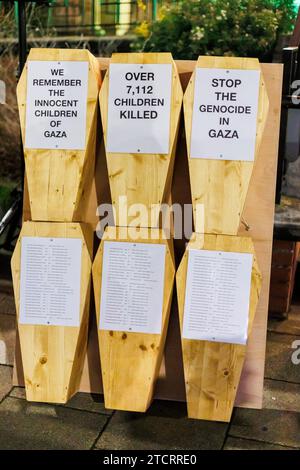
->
[[235, 63, 282, 407], [14, 59, 282, 411]]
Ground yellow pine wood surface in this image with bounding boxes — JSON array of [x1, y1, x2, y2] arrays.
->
[[184, 56, 269, 235], [11, 221, 93, 403], [99, 53, 183, 228], [17, 48, 101, 222], [15, 61, 282, 412], [92, 226, 175, 412], [176, 233, 262, 422]]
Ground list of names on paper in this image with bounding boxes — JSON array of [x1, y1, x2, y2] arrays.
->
[[19, 237, 82, 327], [182, 249, 253, 344], [100, 241, 166, 334]]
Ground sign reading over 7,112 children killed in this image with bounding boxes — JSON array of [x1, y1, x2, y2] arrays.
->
[[190, 68, 261, 161], [25, 61, 89, 150], [106, 63, 172, 154]]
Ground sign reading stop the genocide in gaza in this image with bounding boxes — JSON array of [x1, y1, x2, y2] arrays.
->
[[190, 68, 261, 161], [106, 63, 173, 154], [25, 61, 89, 150]]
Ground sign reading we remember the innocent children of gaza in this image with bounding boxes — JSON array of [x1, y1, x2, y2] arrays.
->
[[25, 61, 89, 150], [106, 63, 172, 154], [190, 68, 260, 161]]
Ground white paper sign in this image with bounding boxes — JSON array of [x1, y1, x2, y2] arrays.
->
[[190, 68, 260, 161], [99, 241, 166, 334], [106, 63, 172, 154], [19, 237, 82, 327], [182, 249, 253, 344], [25, 60, 89, 150]]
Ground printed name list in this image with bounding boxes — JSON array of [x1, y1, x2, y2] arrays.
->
[[182, 249, 253, 344]]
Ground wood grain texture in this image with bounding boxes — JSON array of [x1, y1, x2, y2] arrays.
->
[[234, 63, 282, 409], [92, 226, 175, 411], [11, 221, 93, 403], [17, 48, 101, 222], [14, 60, 282, 412], [178, 57, 267, 421], [99, 53, 183, 228], [176, 233, 262, 422], [183, 56, 269, 235]]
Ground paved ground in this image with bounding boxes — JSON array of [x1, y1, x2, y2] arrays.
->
[[0, 265, 300, 450]]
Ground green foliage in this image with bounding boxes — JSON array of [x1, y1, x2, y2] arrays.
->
[[133, 0, 297, 60]]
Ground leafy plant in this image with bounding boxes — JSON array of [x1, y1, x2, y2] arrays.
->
[[132, 0, 297, 61]]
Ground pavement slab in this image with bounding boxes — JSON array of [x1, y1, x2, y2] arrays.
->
[[265, 332, 300, 383], [66, 392, 113, 416], [0, 291, 16, 316], [10, 387, 113, 416], [8, 387, 26, 400], [95, 400, 228, 450], [0, 397, 109, 450], [0, 365, 13, 401], [229, 408, 300, 449], [263, 378, 300, 412], [268, 306, 300, 336]]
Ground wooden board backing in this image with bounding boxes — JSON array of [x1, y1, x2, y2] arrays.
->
[[14, 59, 283, 411]]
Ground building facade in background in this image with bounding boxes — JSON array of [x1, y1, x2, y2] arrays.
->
[[46, 0, 163, 36]]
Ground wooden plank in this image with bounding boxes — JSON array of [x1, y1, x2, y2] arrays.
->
[[183, 56, 269, 235], [92, 226, 175, 412], [235, 63, 283, 408], [11, 221, 93, 403], [176, 57, 272, 420], [17, 48, 101, 222], [99, 52, 183, 228], [14, 59, 282, 412], [93, 53, 181, 412], [176, 233, 262, 422]]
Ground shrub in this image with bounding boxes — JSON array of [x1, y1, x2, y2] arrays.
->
[[133, 0, 297, 61]]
